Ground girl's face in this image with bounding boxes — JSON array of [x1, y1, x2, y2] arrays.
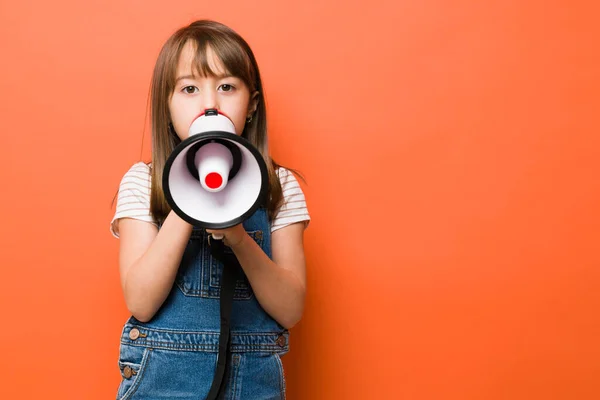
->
[[169, 41, 258, 140]]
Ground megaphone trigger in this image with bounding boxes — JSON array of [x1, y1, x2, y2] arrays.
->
[[206, 232, 224, 248]]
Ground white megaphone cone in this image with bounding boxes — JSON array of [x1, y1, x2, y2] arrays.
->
[[195, 141, 234, 193], [162, 109, 269, 238], [190, 109, 237, 194]]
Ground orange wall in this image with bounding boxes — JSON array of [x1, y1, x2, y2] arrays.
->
[[1, 1, 599, 399]]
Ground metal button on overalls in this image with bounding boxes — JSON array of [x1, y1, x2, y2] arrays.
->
[[129, 328, 140, 340], [123, 366, 133, 379], [276, 335, 286, 347]]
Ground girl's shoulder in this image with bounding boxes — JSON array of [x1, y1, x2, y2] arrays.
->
[[125, 161, 151, 175], [118, 161, 152, 185], [275, 167, 305, 194], [275, 166, 297, 182]]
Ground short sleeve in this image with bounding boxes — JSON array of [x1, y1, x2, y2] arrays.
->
[[110, 162, 158, 238], [271, 168, 311, 233]]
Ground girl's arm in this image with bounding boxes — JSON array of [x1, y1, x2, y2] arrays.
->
[[209, 222, 307, 329], [118, 210, 193, 322]]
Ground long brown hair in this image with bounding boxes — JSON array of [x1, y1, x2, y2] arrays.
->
[[148, 20, 286, 225]]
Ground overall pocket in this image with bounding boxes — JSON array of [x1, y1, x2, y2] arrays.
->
[[175, 229, 264, 300], [273, 352, 287, 399], [116, 343, 152, 400], [238, 351, 287, 400]]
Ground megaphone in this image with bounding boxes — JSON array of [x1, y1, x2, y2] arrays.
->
[[162, 109, 269, 236]]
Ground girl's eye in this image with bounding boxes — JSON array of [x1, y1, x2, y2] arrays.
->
[[183, 86, 198, 94], [218, 84, 234, 92]]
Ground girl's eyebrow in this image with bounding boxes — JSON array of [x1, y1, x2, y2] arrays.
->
[[175, 74, 196, 82]]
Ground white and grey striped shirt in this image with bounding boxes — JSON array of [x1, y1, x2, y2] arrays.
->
[[110, 162, 310, 238]]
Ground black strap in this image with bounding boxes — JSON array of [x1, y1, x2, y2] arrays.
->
[[205, 237, 241, 400]]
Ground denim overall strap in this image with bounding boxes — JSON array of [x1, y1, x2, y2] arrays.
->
[[205, 237, 242, 400]]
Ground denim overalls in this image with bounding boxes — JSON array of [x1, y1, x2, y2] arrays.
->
[[115, 208, 289, 400]]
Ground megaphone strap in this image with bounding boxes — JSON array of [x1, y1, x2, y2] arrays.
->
[[205, 238, 242, 400]]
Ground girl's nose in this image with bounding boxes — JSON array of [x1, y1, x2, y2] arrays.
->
[[202, 92, 218, 111]]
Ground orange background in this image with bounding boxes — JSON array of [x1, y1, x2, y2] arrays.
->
[[1, 1, 599, 399]]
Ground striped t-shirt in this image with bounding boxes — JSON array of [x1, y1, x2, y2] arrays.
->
[[110, 162, 310, 238]]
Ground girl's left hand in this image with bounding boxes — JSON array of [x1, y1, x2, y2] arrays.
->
[[206, 224, 247, 248]]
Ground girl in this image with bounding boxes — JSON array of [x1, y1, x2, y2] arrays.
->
[[110, 20, 310, 400]]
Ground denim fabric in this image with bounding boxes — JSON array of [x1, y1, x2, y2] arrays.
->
[[116, 208, 289, 399]]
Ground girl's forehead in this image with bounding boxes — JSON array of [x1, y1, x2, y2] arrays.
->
[[176, 41, 229, 78]]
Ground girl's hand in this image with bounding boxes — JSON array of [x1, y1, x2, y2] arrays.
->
[[206, 224, 247, 248]]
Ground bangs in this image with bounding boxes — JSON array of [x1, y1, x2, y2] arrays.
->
[[170, 36, 255, 89]]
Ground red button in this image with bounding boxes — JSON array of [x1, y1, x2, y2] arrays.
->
[[205, 173, 223, 189]]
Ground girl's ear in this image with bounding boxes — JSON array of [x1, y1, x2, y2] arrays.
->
[[248, 90, 260, 116]]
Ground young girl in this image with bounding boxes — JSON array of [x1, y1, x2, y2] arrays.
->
[[110, 20, 310, 400]]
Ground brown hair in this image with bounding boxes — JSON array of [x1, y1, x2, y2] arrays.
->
[[148, 20, 287, 225]]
